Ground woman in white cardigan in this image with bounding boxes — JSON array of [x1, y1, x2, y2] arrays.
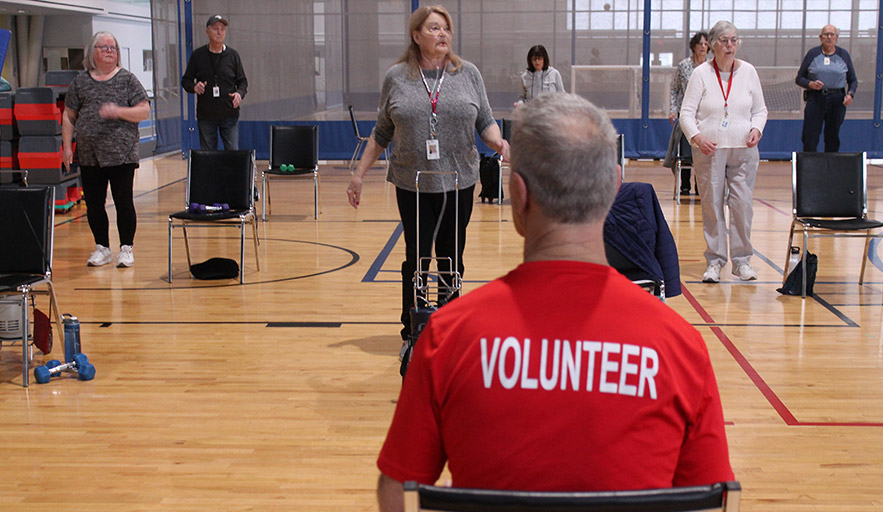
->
[[680, 20, 768, 284]]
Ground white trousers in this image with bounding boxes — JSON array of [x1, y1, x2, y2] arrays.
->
[[692, 146, 759, 268]]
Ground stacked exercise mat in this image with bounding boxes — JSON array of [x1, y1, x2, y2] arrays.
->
[[1, 70, 82, 213]]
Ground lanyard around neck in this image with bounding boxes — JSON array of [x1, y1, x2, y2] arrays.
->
[[421, 67, 446, 114], [712, 60, 734, 114]]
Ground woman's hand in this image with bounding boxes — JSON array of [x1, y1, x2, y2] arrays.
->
[[99, 103, 120, 119], [62, 147, 74, 172], [746, 128, 761, 148], [347, 174, 363, 209], [498, 139, 511, 163], [668, 111, 678, 124], [692, 133, 717, 155]]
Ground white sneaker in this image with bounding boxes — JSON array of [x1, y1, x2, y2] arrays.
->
[[732, 264, 757, 281], [702, 264, 721, 283], [87, 245, 112, 267], [117, 245, 134, 268]]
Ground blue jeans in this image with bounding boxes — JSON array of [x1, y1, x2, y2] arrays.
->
[[198, 116, 239, 150]]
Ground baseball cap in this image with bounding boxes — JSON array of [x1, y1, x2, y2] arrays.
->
[[206, 15, 228, 27]]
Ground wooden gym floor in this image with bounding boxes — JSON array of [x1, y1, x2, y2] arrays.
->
[[1, 154, 882, 511]]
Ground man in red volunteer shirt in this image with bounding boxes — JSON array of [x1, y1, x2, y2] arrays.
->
[[376, 92, 733, 512]]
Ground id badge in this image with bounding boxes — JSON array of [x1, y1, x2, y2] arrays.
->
[[426, 139, 440, 160], [824, 56, 831, 66], [212, 86, 220, 98], [720, 117, 729, 131]]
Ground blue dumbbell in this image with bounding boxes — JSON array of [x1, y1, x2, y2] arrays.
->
[[34, 353, 95, 384]]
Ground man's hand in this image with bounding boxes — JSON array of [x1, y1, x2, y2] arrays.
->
[[844, 94, 853, 107], [809, 80, 824, 90], [230, 92, 242, 108], [194, 81, 207, 94]]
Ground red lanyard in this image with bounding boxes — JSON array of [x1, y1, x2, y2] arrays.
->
[[712, 60, 734, 113], [420, 67, 446, 114]]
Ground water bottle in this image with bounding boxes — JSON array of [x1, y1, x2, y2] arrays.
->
[[63, 314, 81, 363], [786, 246, 801, 275]]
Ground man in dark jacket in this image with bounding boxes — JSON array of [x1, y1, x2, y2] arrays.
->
[[181, 14, 248, 150]]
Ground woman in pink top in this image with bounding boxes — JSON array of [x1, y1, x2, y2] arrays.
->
[[679, 20, 768, 284]]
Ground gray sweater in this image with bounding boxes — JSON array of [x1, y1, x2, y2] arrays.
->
[[372, 60, 496, 193]]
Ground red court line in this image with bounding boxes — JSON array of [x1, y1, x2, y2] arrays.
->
[[681, 284, 799, 425], [754, 198, 791, 217]]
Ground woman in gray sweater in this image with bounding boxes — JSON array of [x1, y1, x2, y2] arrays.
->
[[347, 5, 509, 342]]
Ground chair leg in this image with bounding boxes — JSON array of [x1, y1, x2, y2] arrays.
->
[[262, 173, 268, 221], [168, 219, 174, 283], [783, 223, 797, 286], [350, 139, 365, 173], [20, 292, 29, 387], [313, 173, 319, 220], [45, 281, 64, 343], [674, 160, 682, 204], [239, 222, 246, 284], [802, 230, 808, 298], [251, 218, 261, 271], [497, 160, 503, 208], [182, 225, 193, 268], [859, 234, 872, 285]]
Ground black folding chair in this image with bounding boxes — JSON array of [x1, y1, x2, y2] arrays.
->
[[404, 480, 741, 512], [262, 125, 319, 220], [785, 152, 883, 298], [168, 150, 260, 284], [0, 186, 64, 387]]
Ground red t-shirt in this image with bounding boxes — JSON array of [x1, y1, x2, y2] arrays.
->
[[377, 261, 733, 491]]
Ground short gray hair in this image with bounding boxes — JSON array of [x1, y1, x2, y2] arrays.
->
[[84, 31, 120, 71], [708, 20, 738, 54], [510, 93, 618, 224]]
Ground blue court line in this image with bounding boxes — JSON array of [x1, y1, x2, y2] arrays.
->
[[362, 222, 403, 283], [870, 238, 883, 272]]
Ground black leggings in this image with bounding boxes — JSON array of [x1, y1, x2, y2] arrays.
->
[[80, 163, 138, 248], [395, 185, 474, 339]]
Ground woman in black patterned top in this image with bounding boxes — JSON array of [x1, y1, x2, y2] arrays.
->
[[663, 31, 708, 195], [62, 31, 150, 268]]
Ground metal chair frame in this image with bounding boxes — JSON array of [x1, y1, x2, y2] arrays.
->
[[404, 480, 741, 512], [784, 151, 883, 298], [0, 186, 63, 387], [262, 125, 319, 220], [168, 150, 260, 284]]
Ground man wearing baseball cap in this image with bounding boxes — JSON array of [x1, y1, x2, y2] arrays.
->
[[181, 15, 248, 150]]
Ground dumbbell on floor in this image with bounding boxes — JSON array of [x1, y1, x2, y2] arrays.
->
[[34, 353, 96, 384], [189, 202, 230, 213]]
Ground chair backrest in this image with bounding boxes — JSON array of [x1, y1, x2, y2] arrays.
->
[[0, 186, 54, 276], [187, 149, 255, 211], [405, 481, 741, 512], [793, 151, 866, 219], [348, 105, 363, 140], [270, 125, 319, 170]]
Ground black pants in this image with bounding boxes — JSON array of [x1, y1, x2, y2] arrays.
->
[[80, 163, 138, 248], [395, 185, 475, 340], [802, 90, 847, 152]]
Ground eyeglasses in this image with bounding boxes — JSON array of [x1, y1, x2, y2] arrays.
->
[[821, 32, 837, 38], [95, 45, 118, 53], [717, 37, 739, 46]]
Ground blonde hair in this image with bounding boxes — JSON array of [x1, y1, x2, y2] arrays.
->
[[84, 31, 121, 71], [398, 5, 462, 78]]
